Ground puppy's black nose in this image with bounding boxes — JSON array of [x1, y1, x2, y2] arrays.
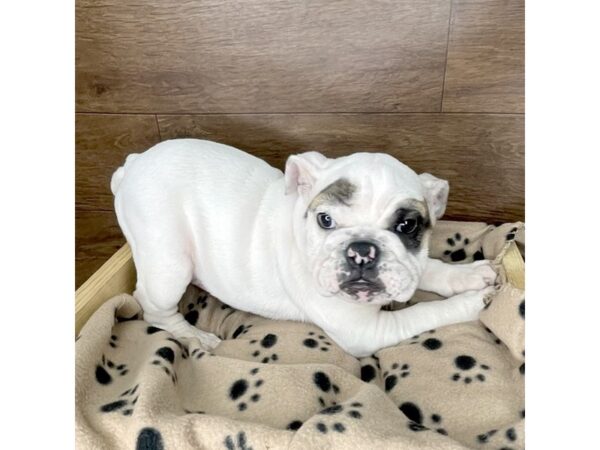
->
[[346, 241, 379, 268]]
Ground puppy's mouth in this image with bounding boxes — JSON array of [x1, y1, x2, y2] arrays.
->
[[340, 277, 384, 300]]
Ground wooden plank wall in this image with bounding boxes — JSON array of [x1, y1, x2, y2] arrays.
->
[[76, 0, 524, 287]]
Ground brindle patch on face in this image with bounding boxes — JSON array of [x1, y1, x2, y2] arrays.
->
[[308, 178, 356, 212], [389, 200, 431, 251]]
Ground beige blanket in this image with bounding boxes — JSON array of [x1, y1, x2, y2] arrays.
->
[[76, 221, 525, 449]]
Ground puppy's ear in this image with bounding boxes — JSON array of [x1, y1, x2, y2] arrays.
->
[[419, 173, 449, 221], [284, 151, 328, 196]]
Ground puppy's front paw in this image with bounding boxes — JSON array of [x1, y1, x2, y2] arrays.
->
[[155, 318, 222, 351], [177, 326, 222, 351], [442, 260, 497, 297], [450, 286, 496, 321]]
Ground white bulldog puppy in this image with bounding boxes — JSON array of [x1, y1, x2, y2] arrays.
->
[[112, 139, 496, 357]]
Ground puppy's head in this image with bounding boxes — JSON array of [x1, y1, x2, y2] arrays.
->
[[285, 151, 448, 306]]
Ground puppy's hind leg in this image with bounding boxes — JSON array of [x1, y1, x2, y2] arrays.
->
[[133, 249, 221, 350]]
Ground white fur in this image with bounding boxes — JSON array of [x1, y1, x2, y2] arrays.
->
[[113, 139, 496, 357]]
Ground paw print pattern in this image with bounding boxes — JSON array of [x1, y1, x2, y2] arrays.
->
[[184, 293, 209, 326], [184, 408, 205, 415], [484, 326, 503, 345], [95, 354, 128, 385], [477, 428, 498, 443], [408, 330, 443, 351], [313, 371, 341, 408], [248, 333, 279, 363], [189, 348, 216, 361], [360, 356, 380, 383], [146, 326, 165, 335], [473, 247, 485, 261], [314, 402, 364, 434], [399, 402, 448, 435], [476, 425, 519, 447], [443, 233, 469, 262], [109, 334, 118, 348], [151, 346, 178, 384], [232, 324, 253, 339], [383, 362, 411, 392], [519, 300, 525, 319], [136, 428, 164, 449], [116, 312, 142, 324], [100, 384, 140, 416], [228, 367, 265, 412], [451, 355, 490, 384], [506, 227, 518, 241], [286, 420, 304, 431], [167, 337, 189, 359], [303, 331, 333, 352], [224, 431, 253, 450]]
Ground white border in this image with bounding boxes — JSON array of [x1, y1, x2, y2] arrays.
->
[[1, 0, 74, 447], [527, 0, 600, 447]]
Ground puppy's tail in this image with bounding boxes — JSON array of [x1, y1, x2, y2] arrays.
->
[[111, 153, 140, 195]]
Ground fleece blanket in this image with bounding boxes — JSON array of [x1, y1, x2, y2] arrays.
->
[[76, 221, 525, 450]]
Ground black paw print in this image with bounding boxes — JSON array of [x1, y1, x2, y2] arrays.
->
[[443, 232, 469, 262], [506, 227, 518, 241], [360, 356, 380, 383], [473, 247, 485, 261], [519, 299, 525, 319], [136, 428, 164, 449], [151, 345, 178, 384], [109, 334, 118, 348], [451, 355, 490, 384], [224, 431, 253, 450], [146, 325, 165, 335], [228, 367, 265, 412], [477, 428, 498, 443], [184, 408, 205, 414], [232, 324, 253, 339], [189, 347, 216, 360], [408, 330, 443, 351], [167, 337, 189, 359], [184, 293, 209, 325], [248, 333, 279, 363], [95, 354, 128, 385], [99, 383, 140, 416], [303, 331, 333, 352], [483, 326, 503, 345], [116, 312, 142, 324], [476, 425, 519, 447], [400, 402, 448, 435], [286, 420, 304, 431], [315, 401, 364, 434], [383, 362, 411, 392], [313, 371, 341, 408]]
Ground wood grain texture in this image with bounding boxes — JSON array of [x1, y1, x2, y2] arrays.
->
[[76, 0, 451, 113], [76, 113, 161, 211], [157, 113, 524, 222], [442, 0, 524, 112], [76, 210, 126, 287], [76, 113, 159, 287]]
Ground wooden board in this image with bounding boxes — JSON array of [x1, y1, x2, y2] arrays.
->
[[157, 113, 524, 222], [442, 0, 524, 112], [76, 113, 160, 286], [75, 243, 136, 335], [76, 210, 126, 287], [76, 113, 161, 211], [76, 0, 451, 113]]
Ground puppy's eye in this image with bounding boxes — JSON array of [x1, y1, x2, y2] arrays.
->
[[396, 218, 418, 234], [317, 212, 336, 230]]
